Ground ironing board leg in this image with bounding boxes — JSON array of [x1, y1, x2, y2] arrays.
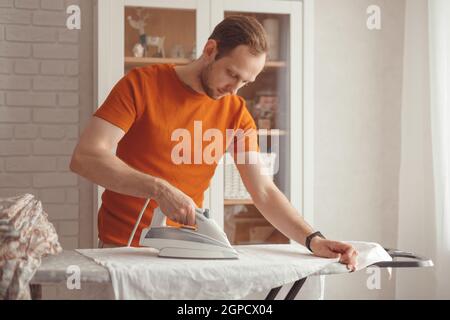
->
[[285, 277, 307, 300], [265, 277, 308, 300], [30, 284, 42, 300], [265, 286, 282, 300]]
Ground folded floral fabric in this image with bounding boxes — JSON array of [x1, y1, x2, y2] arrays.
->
[[0, 194, 62, 300]]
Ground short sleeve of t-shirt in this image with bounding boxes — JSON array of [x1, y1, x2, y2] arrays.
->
[[94, 69, 144, 133]]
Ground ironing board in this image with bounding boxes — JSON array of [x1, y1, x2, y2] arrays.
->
[[30, 247, 433, 300], [30, 250, 111, 300], [265, 248, 433, 300]]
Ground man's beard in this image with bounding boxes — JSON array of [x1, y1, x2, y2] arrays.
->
[[199, 62, 218, 100]]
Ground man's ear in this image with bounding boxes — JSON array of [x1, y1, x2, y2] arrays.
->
[[202, 39, 218, 61]]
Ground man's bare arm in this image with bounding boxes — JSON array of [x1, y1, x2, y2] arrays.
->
[[236, 152, 358, 270], [70, 117, 197, 225], [70, 117, 163, 199], [235, 153, 314, 246]]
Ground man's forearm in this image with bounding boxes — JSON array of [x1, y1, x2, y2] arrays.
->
[[70, 151, 165, 200], [253, 186, 315, 246]]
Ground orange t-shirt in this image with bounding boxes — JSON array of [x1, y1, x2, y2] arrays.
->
[[94, 64, 259, 246]]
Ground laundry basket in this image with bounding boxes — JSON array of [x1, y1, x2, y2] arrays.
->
[[224, 152, 277, 200]]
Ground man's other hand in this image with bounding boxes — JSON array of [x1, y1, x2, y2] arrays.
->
[[309, 238, 359, 272]]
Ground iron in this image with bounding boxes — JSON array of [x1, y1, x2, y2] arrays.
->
[[128, 199, 238, 259]]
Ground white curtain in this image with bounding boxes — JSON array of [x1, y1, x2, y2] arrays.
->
[[428, 0, 450, 299], [396, 0, 450, 299]]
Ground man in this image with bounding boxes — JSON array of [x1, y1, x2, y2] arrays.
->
[[70, 16, 358, 271]]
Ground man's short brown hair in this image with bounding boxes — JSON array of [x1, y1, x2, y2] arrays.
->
[[208, 15, 268, 59]]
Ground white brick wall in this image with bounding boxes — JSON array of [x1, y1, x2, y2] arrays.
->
[[0, 8, 32, 25], [14, 124, 39, 138], [0, 75, 32, 89], [7, 92, 57, 106], [0, 59, 14, 73], [33, 108, 79, 123], [0, 107, 31, 122], [0, 1, 14, 9], [15, 0, 40, 10], [40, 0, 64, 11], [0, 0, 81, 250], [6, 25, 57, 42], [14, 59, 40, 74]]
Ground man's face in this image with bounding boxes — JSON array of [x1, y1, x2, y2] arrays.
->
[[200, 44, 266, 100]]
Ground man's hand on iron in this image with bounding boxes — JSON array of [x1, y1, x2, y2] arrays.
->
[[309, 238, 358, 272], [156, 180, 197, 226]]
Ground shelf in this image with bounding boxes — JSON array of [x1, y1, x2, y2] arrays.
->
[[229, 217, 268, 223], [124, 57, 287, 68], [264, 61, 287, 68], [125, 57, 192, 68], [257, 129, 287, 136], [224, 199, 254, 205]]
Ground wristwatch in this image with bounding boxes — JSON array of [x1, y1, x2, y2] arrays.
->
[[305, 231, 325, 253]]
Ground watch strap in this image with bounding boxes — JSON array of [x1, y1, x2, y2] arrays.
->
[[305, 231, 325, 252]]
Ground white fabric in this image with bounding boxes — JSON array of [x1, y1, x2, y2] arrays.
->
[[76, 241, 391, 300]]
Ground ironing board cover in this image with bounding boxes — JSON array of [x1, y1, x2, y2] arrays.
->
[[76, 241, 391, 300]]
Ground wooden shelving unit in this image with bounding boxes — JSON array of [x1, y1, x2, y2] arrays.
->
[[99, 0, 304, 247], [224, 199, 254, 206], [124, 56, 287, 68], [257, 129, 287, 136], [124, 57, 192, 68], [264, 61, 287, 68]]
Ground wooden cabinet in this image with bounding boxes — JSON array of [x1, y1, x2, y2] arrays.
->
[[95, 0, 313, 246]]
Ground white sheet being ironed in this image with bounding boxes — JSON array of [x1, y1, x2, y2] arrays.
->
[[76, 241, 392, 300]]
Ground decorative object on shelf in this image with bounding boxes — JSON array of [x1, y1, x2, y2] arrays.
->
[[146, 36, 166, 58], [189, 43, 196, 60], [245, 99, 255, 114], [127, 8, 149, 54], [127, 8, 148, 34], [224, 152, 277, 200], [257, 118, 271, 130], [132, 43, 145, 58], [250, 226, 276, 243], [170, 44, 185, 59], [127, 8, 166, 58], [262, 18, 280, 61], [224, 205, 247, 244], [224, 152, 251, 200], [252, 91, 278, 130], [224, 204, 286, 245]]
